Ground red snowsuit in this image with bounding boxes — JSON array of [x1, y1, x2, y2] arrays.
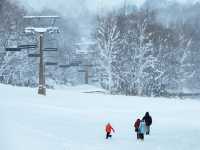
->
[[106, 123, 115, 133], [105, 123, 115, 139]]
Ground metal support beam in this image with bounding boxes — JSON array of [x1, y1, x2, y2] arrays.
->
[[45, 62, 58, 66], [28, 54, 41, 57], [85, 65, 89, 84], [43, 48, 58, 51], [5, 48, 21, 51], [38, 33, 46, 95], [59, 64, 71, 68], [23, 15, 60, 96], [18, 44, 37, 49]]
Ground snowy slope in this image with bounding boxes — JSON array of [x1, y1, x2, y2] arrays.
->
[[0, 84, 200, 150]]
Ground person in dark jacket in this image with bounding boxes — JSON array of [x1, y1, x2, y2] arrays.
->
[[142, 112, 152, 135], [134, 118, 141, 139]]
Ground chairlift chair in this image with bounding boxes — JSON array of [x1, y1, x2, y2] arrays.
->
[[28, 53, 41, 57], [43, 48, 58, 52], [45, 62, 58, 66], [91, 79, 99, 82], [84, 64, 93, 67], [18, 44, 37, 49], [5, 37, 21, 51], [5, 48, 21, 51], [59, 64, 71, 68], [78, 70, 86, 73]]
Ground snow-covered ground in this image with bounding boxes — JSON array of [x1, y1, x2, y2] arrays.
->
[[0, 84, 200, 150]]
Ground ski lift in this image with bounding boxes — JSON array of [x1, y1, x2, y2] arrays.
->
[[6, 36, 37, 51], [5, 37, 21, 51], [78, 70, 86, 73], [18, 44, 37, 49], [59, 64, 71, 68], [43, 48, 58, 52], [28, 53, 41, 57], [59, 61, 81, 68], [70, 61, 81, 67], [91, 79, 99, 82], [5, 48, 21, 51], [83, 64, 93, 67], [45, 62, 58, 66]]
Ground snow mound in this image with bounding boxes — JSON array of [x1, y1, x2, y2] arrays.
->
[[54, 84, 108, 94]]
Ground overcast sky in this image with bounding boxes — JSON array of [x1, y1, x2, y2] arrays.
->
[[18, 0, 143, 11], [18, 0, 200, 15]]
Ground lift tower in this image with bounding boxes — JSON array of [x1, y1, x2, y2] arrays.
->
[[24, 16, 59, 95]]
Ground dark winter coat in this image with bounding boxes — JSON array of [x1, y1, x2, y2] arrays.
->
[[142, 112, 152, 126], [134, 119, 140, 129]]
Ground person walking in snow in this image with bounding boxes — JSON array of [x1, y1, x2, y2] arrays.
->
[[105, 123, 115, 139], [142, 112, 152, 135], [134, 118, 141, 139], [138, 120, 146, 140]]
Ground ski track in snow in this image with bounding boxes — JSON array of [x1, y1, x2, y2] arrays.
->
[[0, 85, 200, 150]]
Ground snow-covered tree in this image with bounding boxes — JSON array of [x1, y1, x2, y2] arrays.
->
[[96, 13, 121, 92]]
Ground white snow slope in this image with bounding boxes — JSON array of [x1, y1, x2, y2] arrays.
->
[[0, 84, 200, 150]]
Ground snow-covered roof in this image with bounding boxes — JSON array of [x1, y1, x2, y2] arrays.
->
[[24, 16, 60, 19], [25, 27, 59, 33]]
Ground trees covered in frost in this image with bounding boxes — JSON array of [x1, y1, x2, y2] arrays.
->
[[96, 13, 121, 92], [94, 2, 200, 96], [1, 0, 200, 96], [0, 0, 34, 86], [95, 10, 164, 96]]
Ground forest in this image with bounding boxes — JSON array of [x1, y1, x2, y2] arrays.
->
[[1, 0, 200, 96]]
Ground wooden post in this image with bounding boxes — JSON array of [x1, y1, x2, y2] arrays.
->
[[85, 65, 89, 84], [38, 33, 46, 95]]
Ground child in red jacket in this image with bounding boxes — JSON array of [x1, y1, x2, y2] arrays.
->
[[134, 118, 141, 139], [105, 123, 115, 139]]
